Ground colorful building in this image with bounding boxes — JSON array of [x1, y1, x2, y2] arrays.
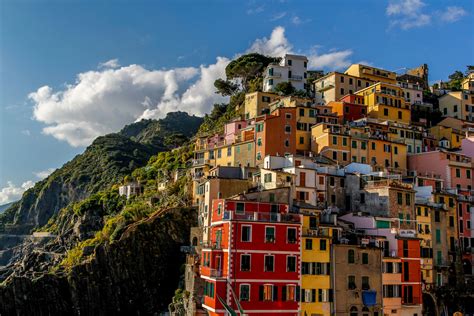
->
[[200, 199, 302, 315], [355, 82, 411, 124], [344, 63, 397, 85]]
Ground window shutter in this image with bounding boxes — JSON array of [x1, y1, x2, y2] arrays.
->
[[282, 285, 286, 301], [259, 285, 264, 301], [273, 285, 278, 301], [326, 263, 331, 275], [311, 289, 316, 303], [296, 286, 301, 302]]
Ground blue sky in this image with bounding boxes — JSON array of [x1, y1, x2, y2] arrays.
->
[[1, 0, 473, 203]]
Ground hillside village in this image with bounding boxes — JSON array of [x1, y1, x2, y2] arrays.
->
[[168, 55, 474, 316]]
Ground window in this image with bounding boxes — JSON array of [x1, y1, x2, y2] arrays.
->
[[350, 306, 358, 316], [352, 140, 357, 148], [332, 136, 338, 145], [287, 228, 297, 244], [264, 256, 274, 272], [348, 249, 355, 263], [397, 192, 403, 205], [362, 276, 370, 290], [320, 239, 327, 251], [405, 193, 411, 205], [299, 136, 304, 144], [299, 108, 305, 116], [285, 139, 290, 147], [236, 202, 245, 214], [264, 173, 272, 183], [384, 108, 389, 116], [287, 256, 296, 272], [283, 285, 296, 301], [257, 138, 262, 146], [340, 76, 344, 83], [309, 109, 315, 117], [362, 253, 369, 264], [242, 225, 251, 242], [332, 151, 337, 160], [467, 170, 471, 179], [288, 59, 292, 66], [241, 254, 251, 271], [204, 281, 215, 298], [398, 111, 402, 119], [372, 142, 376, 150], [435, 211, 440, 223], [240, 284, 250, 301], [436, 229, 441, 244], [227, 147, 232, 156], [259, 284, 275, 301], [348, 275, 356, 289], [217, 149, 222, 158], [285, 125, 291, 133], [343, 137, 347, 146], [340, 88, 345, 95], [305, 238, 313, 250], [265, 227, 275, 243], [456, 168, 461, 178]]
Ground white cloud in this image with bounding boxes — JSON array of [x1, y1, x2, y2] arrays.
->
[[99, 59, 120, 69], [439, 6, 467, 22], [34, 168, 56, 179], [29, 61, 228, 147], [247, 26, 293, 56], [386, 0, 431, 30], [247, 5, 264, 15], [386, 0, 467, 29], [290, 15, 310, 25], [270, 12, 287, 21], [21, 129, 31, 136], [29, 26, 357, 147], [0, 181, 35, 205], [308, 49, 353, 70]]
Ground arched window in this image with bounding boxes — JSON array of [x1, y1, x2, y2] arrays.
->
[[348, 249, 355, 263], [362, 306, 369, 316], [350, 306, 358, 316]]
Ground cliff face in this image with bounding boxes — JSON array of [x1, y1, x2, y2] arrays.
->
[[0, 207, 197, 315]]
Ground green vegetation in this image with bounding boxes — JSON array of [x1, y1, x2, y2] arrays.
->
[[445, 66, 473, 91]]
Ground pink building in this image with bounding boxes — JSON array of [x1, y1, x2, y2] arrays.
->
[[224, 120, 248, 144], [408, 150, 473, 191], [461, 137, 474, 158]]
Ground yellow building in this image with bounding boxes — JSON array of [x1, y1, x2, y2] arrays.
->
[[429, 117, 466, 149], [244, 91, 280, 119], [356, 83, 411, 124], [462, 72, 474, 92], [435, 192, 458, 257], [416, 203, 434, 285], [439, 90, 474, 122], [311, 123, 407, 172], [311, 123, 351, 164], [301, 210, 335, 316], [344, 64, 397, 84], [313, 71, 374, 105]]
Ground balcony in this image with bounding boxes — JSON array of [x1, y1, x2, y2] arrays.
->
[[192, 159, 209, 166], [302, 227, 331, 237], [222, 211, 301, 223], [209, 268, 223, 278], [402, 296, 422, 306], [289, 75, 303, 81], [202, 242, 223, 250], [316, 82, 335, 92], [267, 72, 282, 78]]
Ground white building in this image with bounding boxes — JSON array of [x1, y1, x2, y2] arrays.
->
[[263, 54, 308, 92], [118, 182, 142, 199]]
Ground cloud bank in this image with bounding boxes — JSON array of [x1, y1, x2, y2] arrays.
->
[[29, 26, 356, 147], [0, 181, 34, 205]]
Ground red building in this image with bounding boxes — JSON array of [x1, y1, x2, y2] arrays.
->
[[457, 194, 473, 276], [398, 237, 423, 309], [200, 199, 302, 315], [328, 94, 367, 123]]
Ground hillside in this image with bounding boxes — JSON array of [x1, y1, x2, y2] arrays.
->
[[0, 111, 202, 235]]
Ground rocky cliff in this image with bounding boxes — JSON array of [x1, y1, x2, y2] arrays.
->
[[0, 207, 197, 315]]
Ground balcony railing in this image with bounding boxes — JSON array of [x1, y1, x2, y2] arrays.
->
[[289, 75, 303, 81], [202, 242, 223, 250], [267, 72, 282, 78], [209, 268, 223, 278], [222, 211, 301, 223]]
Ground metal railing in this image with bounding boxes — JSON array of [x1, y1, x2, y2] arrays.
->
[[222, 211, 301, 223]]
